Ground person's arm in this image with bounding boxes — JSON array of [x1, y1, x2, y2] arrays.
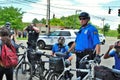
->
[[104, 45, 114, 59], [67, 55, 73, 61], [68, 42, 75, 52], [33, 27, 40, 33], [95, 44, 101, 55]]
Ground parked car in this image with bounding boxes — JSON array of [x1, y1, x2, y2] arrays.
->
[[37, 29, 105, 49], [99, 34, 106, 45], [37, 29, 79, 49]]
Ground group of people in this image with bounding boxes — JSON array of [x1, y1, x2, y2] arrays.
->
[[51, 12, 120, 79], [18, 31, 27, 38], [0, 12, 120, 80], [0, 22, 40, 80]]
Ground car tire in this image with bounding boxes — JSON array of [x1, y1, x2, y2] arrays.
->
[[37, 41, 45, 49]]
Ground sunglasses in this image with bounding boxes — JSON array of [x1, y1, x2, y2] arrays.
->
[[79, 17, 87, 20]]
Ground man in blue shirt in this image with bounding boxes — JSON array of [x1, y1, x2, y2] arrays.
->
[[51, 36, 73, 79], [104, 41, 120, 70], [68, 12, 101, 79], [51, 36, 73, 64]]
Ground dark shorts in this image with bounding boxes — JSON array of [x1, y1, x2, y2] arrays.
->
[[75, 49, 96, 60]]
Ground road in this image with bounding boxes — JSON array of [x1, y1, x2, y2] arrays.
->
[[3, 37, 118, 80]]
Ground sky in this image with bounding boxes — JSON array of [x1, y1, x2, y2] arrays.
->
[[0, 0, 120, 30]]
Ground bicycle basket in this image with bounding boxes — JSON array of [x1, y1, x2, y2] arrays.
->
[[49, 57, 64, 72]]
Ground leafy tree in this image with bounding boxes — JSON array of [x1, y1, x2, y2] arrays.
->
[[32, 18, 40, 24], [50, 18, 64, 26], [102, 23, 110, 36], [40, 18, 46, 24], [0, 6, 24, 31], [117, 24, 120, 34]]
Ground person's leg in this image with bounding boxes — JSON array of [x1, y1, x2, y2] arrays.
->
[[76, 56, 81, 78], [5, 68, 13, 80], [76, 55, 87, 79], [0, 66, 4, 80]]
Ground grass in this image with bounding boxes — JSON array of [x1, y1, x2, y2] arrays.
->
[[16, 37, 28, 40]]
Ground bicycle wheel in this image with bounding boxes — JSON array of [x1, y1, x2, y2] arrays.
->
[[15, 62, 33, 80], [47, 72, 61, 80], [32, 65, 44, 80]]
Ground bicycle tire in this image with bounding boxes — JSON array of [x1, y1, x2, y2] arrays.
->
[[32, 65, 44, 80], [15, 61, 33, 80], [47, 72, 63, 80]]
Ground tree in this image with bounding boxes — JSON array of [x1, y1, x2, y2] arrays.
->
[[102, 23, 110, 36], [40, 18, 46, 24], [117, 24, 120, 34], [32, 18, 40, 24], [0, 6, 24, 31], [117, 24, 120, 39]]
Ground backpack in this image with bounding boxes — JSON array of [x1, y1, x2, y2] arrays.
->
[[0, 44, 18, 68]]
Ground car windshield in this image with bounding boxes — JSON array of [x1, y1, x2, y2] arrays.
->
[[49, 31, 60, 36]]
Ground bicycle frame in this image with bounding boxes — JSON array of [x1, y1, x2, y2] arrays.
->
[[57, 54, 99, 80], [14, 45, 30, 71], [31, 52, 52, 80]]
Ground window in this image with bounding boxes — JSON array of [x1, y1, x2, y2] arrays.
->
[[49, 31, 60, 36], [60, 31, 71, 36]]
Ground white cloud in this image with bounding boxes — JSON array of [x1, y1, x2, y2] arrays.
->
[[22, 0, 120, 30]]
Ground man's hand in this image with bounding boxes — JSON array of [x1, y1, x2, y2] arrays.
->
[[33, 27, 39, 33], [65, 59, 71, 67], [94, 54, 101, 64]]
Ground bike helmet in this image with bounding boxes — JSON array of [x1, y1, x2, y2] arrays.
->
[[58, 36, 65, 45], [5, 22, 11, 29], [79, 12, 90, 19], [114, 41, 120, 49], [5, 22, 11, 25]]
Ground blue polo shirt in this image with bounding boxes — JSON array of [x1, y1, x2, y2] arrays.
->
[[109, 49, 120, 70], [52, 43, 72, 59], [75, 23, 100, 51]]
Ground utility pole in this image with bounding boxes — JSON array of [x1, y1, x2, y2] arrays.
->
[[46, 0, 50, 34], [102, 18, 105, 36], [74, 10, 81, 29]]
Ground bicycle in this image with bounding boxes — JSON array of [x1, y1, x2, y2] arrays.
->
[[47, 52, 73, 80], [15, 43, 33, 80], [47, 53, 103, 80], [30, 51, 53, 80]]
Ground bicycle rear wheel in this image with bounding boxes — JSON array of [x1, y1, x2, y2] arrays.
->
[[15, 62, 33, 80], [47, 72, 60, 80]]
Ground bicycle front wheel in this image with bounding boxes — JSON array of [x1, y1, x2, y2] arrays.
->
[[32, 65, 44, 80], [15, 62, 33, 80]]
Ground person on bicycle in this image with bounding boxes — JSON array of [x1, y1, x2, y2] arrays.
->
[[51, 36, 73, 79], [68, 12, 101, 79], [25, 23, 39, 50], [104, 40, 120, 70], [25, 23, 39, 70]]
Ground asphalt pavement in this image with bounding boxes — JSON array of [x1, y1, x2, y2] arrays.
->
[[3, 37, 118, 80]]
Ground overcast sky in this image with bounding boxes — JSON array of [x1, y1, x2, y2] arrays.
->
[[0, 0, 120, 30]]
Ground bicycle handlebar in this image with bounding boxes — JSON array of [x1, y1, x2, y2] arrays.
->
[[111, 69, 120, 75], [35, 51, 52, 58], [79, 54, 104, 64]]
